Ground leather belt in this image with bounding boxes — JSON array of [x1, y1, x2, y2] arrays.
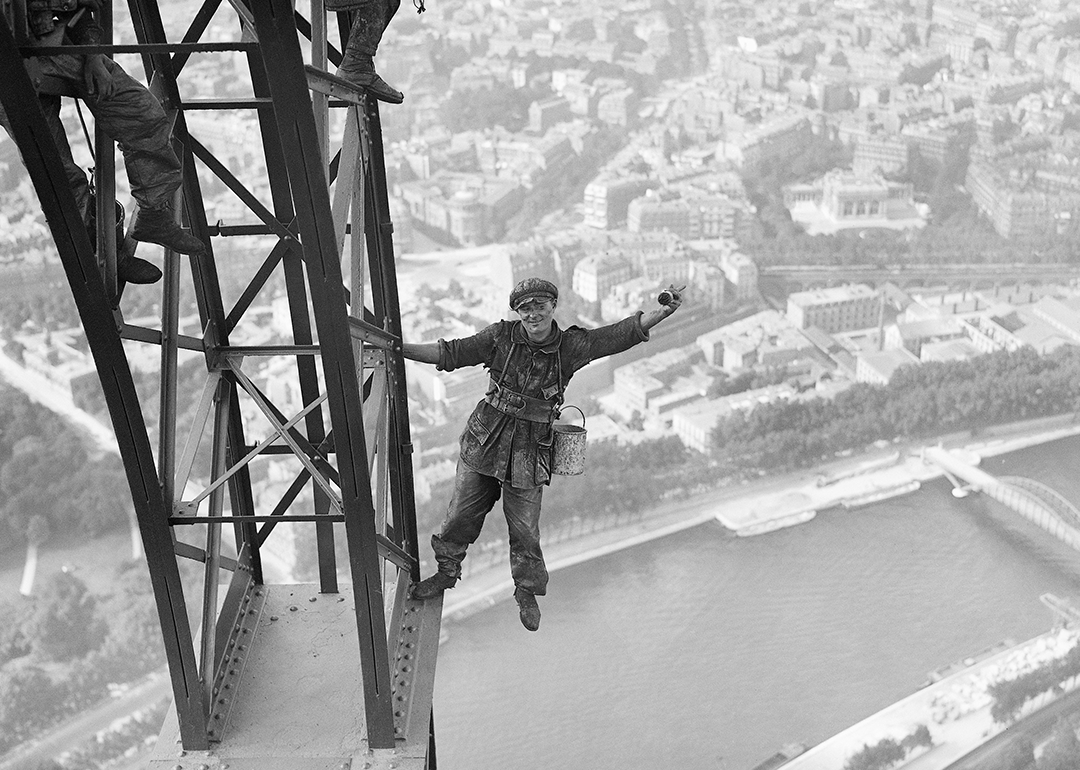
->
[[484, 380, 557, 423]]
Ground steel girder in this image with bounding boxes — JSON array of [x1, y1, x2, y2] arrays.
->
[[0, 0, 434, 763]]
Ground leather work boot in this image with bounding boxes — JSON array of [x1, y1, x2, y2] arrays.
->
[[410, 571, 456, 600], [514, 588, 541, 632], [336, 54, 404, 104], [132, 208, 206, 255], [117, 254, 162, 285]]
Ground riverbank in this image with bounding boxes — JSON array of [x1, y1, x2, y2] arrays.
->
[[440, 413, 1080, 625], [780, 625, 1080, 770]]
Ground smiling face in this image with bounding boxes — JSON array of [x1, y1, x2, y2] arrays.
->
[[515, 297, 557, 342]]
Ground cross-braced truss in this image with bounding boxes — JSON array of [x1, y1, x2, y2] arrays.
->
[[0, 1, 439, 767]]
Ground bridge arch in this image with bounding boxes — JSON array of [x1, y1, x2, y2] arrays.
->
[[1000, 476, 1080, 531]]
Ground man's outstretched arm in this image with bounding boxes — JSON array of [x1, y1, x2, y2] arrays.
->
[[401, 341, 440, 364]]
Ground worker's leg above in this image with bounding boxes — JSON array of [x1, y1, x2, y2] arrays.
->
[[46, 56, 205, 256], [38, 95, 92, 221], [41, 93, 159, 284], [412, 460, 500, 600], [335, 0, 404, 104], [504, 483, 546, 631]]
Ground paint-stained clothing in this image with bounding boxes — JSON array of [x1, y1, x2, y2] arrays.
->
[[429, 312, 651, 594], [437, 313, 650, 489], [0, 0, 182, 218], [328, 0, 401, 57]]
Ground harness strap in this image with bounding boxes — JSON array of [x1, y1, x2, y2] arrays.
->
[[485, 379, 557, 423]]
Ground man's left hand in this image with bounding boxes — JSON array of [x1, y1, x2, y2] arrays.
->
[[662, 284, 685, 314], [84, 54, 114, 98]]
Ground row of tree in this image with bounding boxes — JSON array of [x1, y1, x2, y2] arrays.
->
[[980, 715, 1080, 770], [0, 564, 163, 753], [711, 346, 1080, 474], [842, 724, 932, 770], [989, 642, 1080, 726]]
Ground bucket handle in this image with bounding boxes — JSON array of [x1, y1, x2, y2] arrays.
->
[[556, 404, 585, 427]]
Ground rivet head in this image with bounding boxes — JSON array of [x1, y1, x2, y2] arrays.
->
[[309, 596, 318, 602], [270, 615, 279, 621], [290, 606, 298, 612]]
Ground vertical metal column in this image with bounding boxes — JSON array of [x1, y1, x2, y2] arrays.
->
[[363, 100, 421, 574], [250, 0, 397, 747]]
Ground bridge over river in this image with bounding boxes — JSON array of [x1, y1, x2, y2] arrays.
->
[[924, 445, 1080, 552], [777, 446, 1080, 770]]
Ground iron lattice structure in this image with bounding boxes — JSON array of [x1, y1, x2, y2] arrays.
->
[[0, 2, 441, 767]]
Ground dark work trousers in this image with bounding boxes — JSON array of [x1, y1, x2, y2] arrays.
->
[[432, 459, 549, 596], [36, 55, 183, 213], [341, 0, 401, 57]]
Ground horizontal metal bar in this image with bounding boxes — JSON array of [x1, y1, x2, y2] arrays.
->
[[22, 42, 258, 55], [120, 323, 205, 352], [348, 316, 399, 350], [377, 533, 415, 571], [170, 514, 346, 524], [221, 345, 322, 357], [242, 444, 301, 455], [182, 98, 274, 110], [206, 223, 279, 237], [305, 65, 366, 107], [173, 540, 238, 571]]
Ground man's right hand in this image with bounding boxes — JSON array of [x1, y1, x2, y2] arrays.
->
[[83, 54, 114, 98]]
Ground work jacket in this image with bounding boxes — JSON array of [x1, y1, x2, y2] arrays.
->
[[2, 0, 104, 43], [436, 313, 650, 488]]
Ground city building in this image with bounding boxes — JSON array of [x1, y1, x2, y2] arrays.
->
[[787, 285, 880, 334], [670, 384, 796, 455], [528, 97, 572, 134], [696, 310, 813, 372], [855, 347, 920, 385], [966, 161, 1080, 239], [853, 134, 911, 176], [719, 114, 814, 170], [583, 175, 657, 229], [784, 170, 925, 235], [572, 253, 634, 303]]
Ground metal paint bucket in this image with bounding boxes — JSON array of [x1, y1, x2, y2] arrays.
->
[[551, 405, 586, 476]]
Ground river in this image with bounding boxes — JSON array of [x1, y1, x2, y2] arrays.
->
[[431, 435, 1080, 770]]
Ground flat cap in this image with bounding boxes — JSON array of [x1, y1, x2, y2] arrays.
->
[[509, 278, 558, 309]]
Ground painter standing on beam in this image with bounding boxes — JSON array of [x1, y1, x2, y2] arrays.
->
[[402, 278, 684, 631]]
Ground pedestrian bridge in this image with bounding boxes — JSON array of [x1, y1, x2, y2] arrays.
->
[[923, 446, 1080, 551]]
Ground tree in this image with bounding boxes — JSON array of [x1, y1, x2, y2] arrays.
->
[[1039, 717, 1080, 770], [22, 570, 105, 662], [998, 735, 1035, 770], [0, 665, 64, 749]]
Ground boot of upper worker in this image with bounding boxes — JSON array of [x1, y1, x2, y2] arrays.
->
[[410, 571, 456, 600], [514, 588, 540, 632], [117, 254, 162, 285], [132, 208, 205, 255], [335, 55, 404, 104]]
